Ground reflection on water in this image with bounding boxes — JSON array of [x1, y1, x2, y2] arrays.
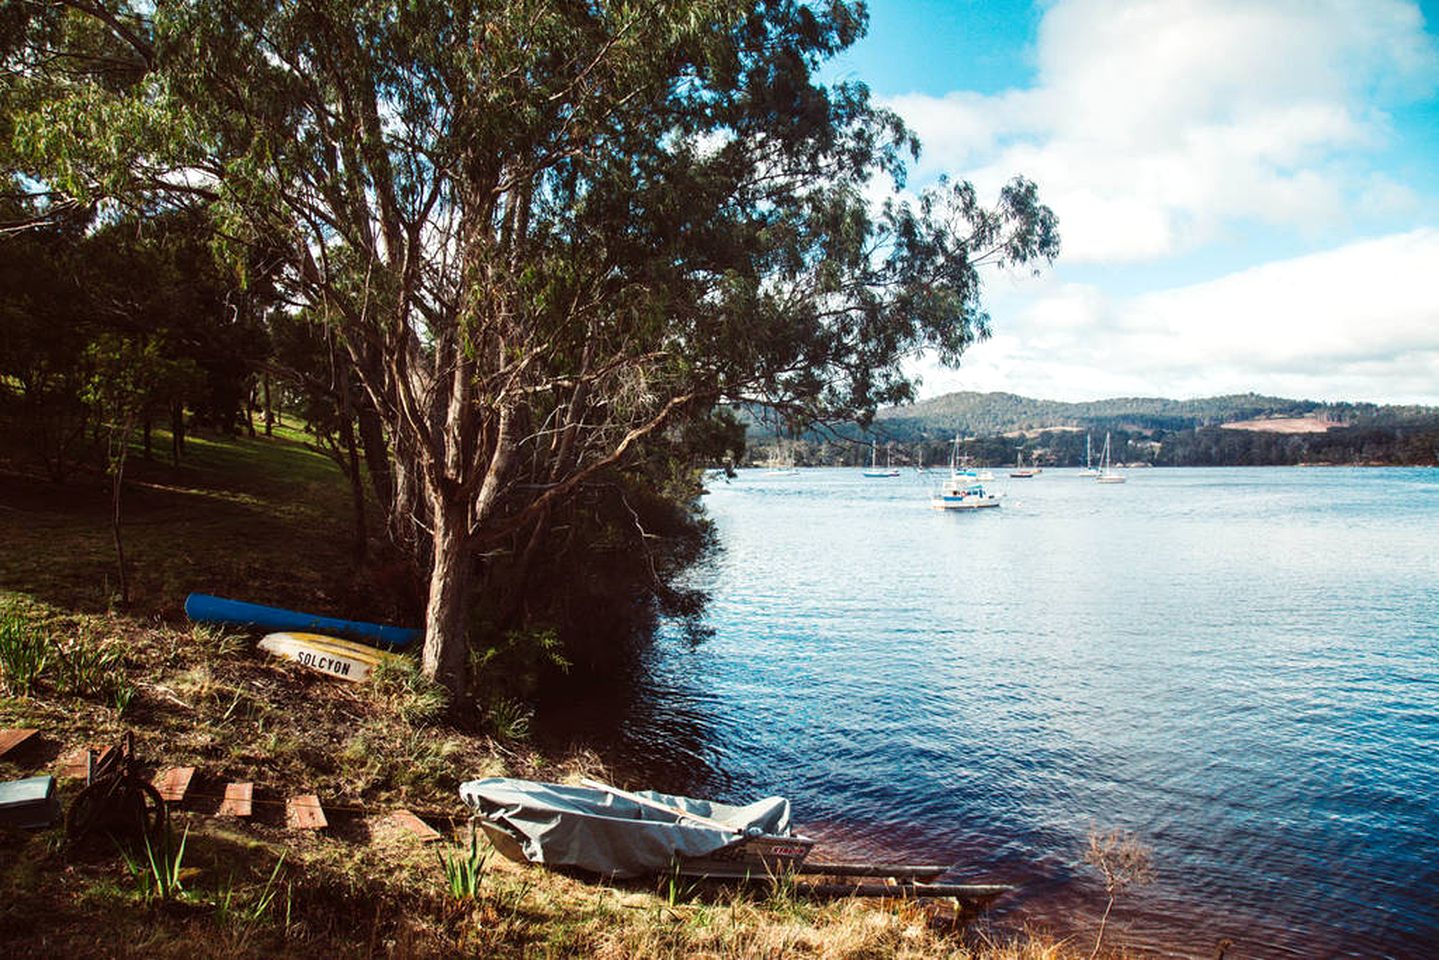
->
[[538, 467, 1439, 959]]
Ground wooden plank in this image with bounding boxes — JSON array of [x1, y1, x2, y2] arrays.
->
[[795, 882, 1014, 901], [387, 808, 442, 843], [216, 782, 253, 818], [56, 744, 114, 781], [286, 794, 327, 831], [0, 728, 38, 760], [151, 767, 195, 803], [797, 862, 951, 881]]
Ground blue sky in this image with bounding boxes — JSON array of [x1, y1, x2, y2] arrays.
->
[[826, 0, 1439, 404]]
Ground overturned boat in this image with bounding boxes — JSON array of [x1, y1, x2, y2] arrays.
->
[[459, 776, 814, 879]]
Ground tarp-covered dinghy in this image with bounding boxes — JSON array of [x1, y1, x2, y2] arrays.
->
[[459, 777, 815, 879]]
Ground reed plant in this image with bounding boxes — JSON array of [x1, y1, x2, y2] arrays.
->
[[54, 630, 124, 698], [437, 824, 490, 901], [215, 852, 288, 929], [119, 825, 190, 902], [0, 608, 49, 696]]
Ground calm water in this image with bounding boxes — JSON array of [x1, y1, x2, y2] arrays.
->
[[540, 467, 1439, 958]]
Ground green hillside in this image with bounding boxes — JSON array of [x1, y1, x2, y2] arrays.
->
[[736, 392, 1439, 468], [874, 391, 1332, 437]]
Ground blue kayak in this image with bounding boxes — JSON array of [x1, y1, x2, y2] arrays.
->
[[183, 593, 420, 648]]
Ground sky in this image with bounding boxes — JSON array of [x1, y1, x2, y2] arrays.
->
[[824, 0, 1439, 405]]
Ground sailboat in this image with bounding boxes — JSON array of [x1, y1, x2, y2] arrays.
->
[[1095, 432, 1126, 483], [1077, 433, 1099, 477], [862, 441, 900, 478], [931, 436, 999, 510], [1010, 449, 1041, 478]]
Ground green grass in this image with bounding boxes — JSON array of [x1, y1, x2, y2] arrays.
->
[[0, 424, 359, 616]]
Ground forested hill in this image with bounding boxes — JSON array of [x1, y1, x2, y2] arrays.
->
[[738, 392, 1439, 467], [872, 391, 1407, 437]]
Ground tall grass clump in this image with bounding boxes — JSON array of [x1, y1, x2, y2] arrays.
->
[[437, 824, 490, 901], [119, 825, 190, 902], [0, 608, 49, 696], [370, 655, 449, 726], [55, 633, 124, 697]]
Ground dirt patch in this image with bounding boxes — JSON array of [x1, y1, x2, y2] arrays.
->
[[1220, 416, 1338, 434]]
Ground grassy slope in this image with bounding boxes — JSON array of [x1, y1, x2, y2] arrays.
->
[[0, 427, 1093, 959]]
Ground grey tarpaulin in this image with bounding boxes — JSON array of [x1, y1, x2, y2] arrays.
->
[[459, 777, 793, 878]]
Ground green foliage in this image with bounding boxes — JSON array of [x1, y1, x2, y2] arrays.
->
[[368, 655, 449, 726], [109, 676, 136, 716], [0, 607, 49, 696], [436, 825, 490, 902], [54, 631, 124, 698], [216, 852, 288, 929], [118, 826, 190, 903], [483, 696, 534, 742]]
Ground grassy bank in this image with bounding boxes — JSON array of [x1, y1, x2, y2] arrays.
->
[[1, 428, 1099, 958]]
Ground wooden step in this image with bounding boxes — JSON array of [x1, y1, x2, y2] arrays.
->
[[56, 744, 115, 781], [216, 782, 253, 818], [386, 808, 442, 843], [152, 767, 195, 803], [286, 794, 327, 831], [0, 728, 38, 761]]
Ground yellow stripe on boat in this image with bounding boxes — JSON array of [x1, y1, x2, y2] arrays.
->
[[257, 631, 397, 682]]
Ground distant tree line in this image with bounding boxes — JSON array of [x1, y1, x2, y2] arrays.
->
[[745, 417, 1439, 469]]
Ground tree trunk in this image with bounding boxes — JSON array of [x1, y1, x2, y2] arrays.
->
[[356, 400, 393, 523], [263, 371, 274, 436], [338, 365, 367, 563], [110, 436, 130, 607], [341, 416, 367, 563], [170, 401, 185, 465], [142, 415, 152, 460], [421, 494, 472, 700], [245, 385, 257, 437]]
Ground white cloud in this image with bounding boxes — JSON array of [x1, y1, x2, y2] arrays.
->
[[920, 228, 1439, 403], [885, 0, 1439, 264]]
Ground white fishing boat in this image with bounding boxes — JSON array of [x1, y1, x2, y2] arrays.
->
[[1095, 432, 1126, 483], [932, 436, 1000, 510], [862, 441, 900, 477], [1077, 433, 1099, 477]]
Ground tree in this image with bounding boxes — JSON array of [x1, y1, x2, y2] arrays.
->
[[10, 0, 1058, 698], [82, 331, 198, 604]]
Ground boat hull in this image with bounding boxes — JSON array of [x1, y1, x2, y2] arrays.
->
[[257, 631, 396, 682], [185, 593, 419, 648], [930, 497, 1000, 510]]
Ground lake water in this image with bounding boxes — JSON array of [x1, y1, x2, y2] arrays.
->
[[539, 467, 1439, 958]]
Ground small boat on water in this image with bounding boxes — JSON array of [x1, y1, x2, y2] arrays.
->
[[1095, 432, 1126, 483], [862, 441, 901, 478], [932, 436, 1000, 510], [460, 776, 813, 879], [1010, 450, 1041, 478], [1077, 433, 1099, 477]]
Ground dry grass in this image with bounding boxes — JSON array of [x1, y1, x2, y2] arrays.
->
[[1219, 416, 1338, 434]]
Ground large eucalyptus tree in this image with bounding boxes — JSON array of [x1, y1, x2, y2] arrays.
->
[[7, 0, 1057, 697]]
